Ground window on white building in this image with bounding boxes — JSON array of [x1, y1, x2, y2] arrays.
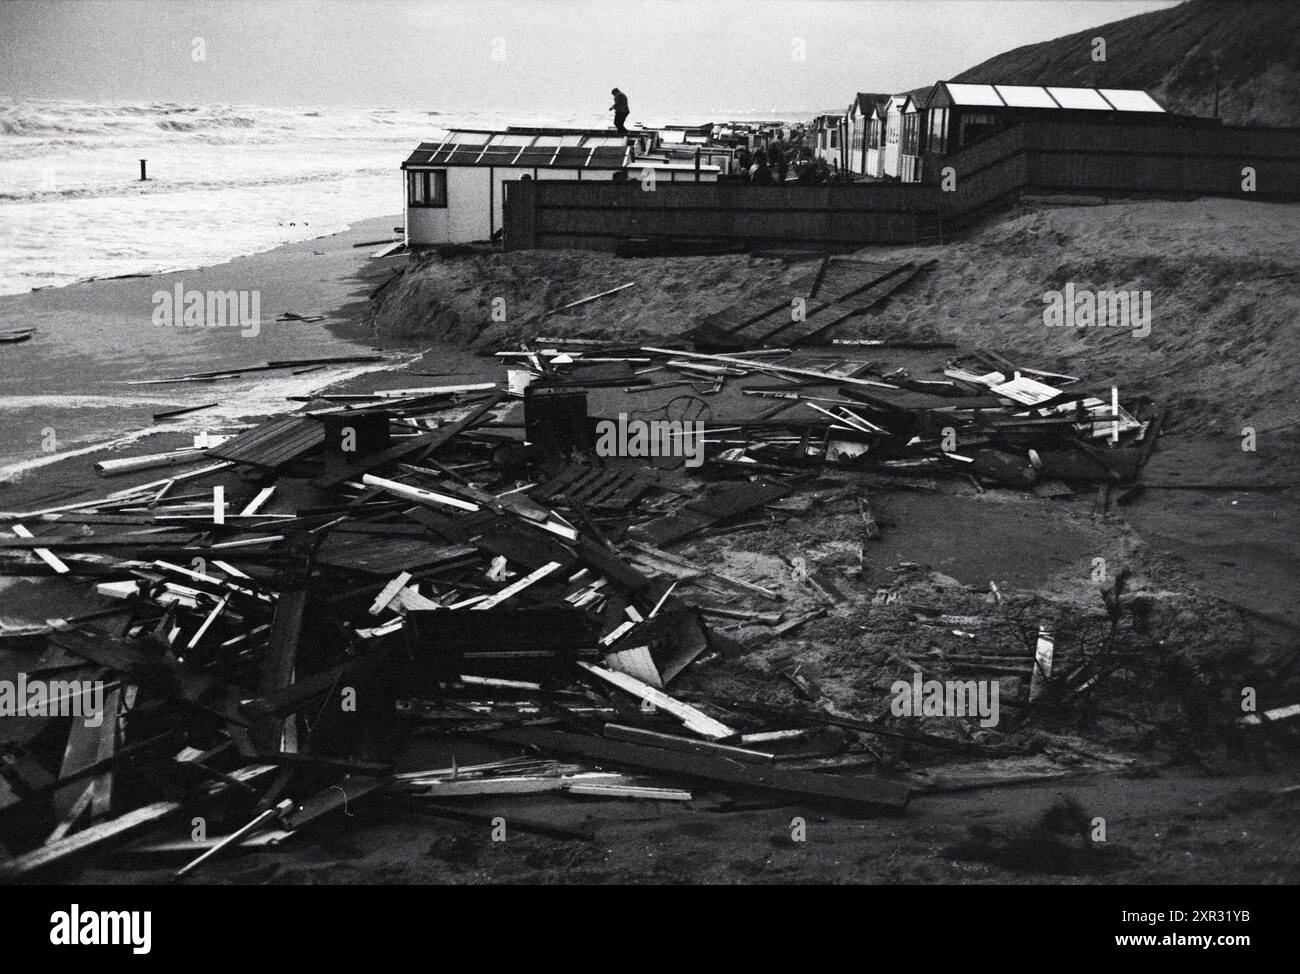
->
[[407, 169, 448, 207]]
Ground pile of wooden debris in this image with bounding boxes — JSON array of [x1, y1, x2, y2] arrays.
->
[[0, 339, 1178, 879]]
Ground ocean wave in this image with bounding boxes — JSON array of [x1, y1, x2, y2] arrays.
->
[[1, 102, 316, 140], [0, 162, 395, 204], [154, 115, 259, 132]]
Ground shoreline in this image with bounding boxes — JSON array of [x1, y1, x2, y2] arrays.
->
[[0, 213, 493, 544], [10, 206, 396, 300], [0, 214, 417, 482], [0, 213, 497, 624]]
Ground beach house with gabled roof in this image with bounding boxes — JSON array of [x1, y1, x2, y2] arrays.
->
[[811, 113, 845, 170], [880, 86, 934, 181], [846, 92, 890, 177], [865, 100, 889, 177], [401, 128, 720, 246], [880, 94, 908, 180], [899, 93, 931, 183], [900, 81, 1182, 181], [925, 81, 1167, 155]]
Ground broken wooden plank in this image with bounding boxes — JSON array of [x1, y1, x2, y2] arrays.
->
[[604, 723, 775, 763], [0, 764, 275, 879], [1029, 625, 1054, 701], [486, 726, 910, 813], [565, 781, 692, 801], [542, 282, 636, 318], [369, 572, 414, 615], [95, 448, 208, 477], [360, 474, 480, 511], [255, 589, 307, 752], [472, 561, 562, 610], [10, 524, 68, 574], [1239, 703, 1300, 727], [627, 541, 781, 601], [578, 662, 734, 739]]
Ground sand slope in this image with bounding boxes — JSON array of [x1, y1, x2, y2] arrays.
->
[[375, 198, 1300, 436], [860, 197, 1300, 434], [369, 249, 816, 348]]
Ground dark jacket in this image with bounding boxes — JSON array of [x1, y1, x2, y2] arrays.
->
[[611, 91, 629, 113]]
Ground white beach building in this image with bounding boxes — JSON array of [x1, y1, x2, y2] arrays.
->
[[865, 100, 888, 177], [845, 93, 889, 177], [880, 94, 910, 180], [402, 128, 721, 247], [812, 114, 845, 170]]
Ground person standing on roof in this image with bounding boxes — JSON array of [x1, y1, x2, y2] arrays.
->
[[610, 88, 630, 134]]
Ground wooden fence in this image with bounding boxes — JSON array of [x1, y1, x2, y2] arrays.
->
[[503, 180, 945, 251], [503, 120, 1300, 253]]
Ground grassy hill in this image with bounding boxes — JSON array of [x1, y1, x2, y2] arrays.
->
[[953, 0, 1300, 126]]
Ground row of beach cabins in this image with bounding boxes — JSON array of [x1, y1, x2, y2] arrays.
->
[[400, 79, 1269, 248], [812, 81, 1170, 183]]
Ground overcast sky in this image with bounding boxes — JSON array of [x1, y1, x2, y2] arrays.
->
[[1, 0, 1177, 115]]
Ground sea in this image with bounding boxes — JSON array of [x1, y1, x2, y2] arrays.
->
[[0, 98, 619, 295]]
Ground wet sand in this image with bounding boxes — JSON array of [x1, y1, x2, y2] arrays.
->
[[0, 215, 412, 477], [0, 215, 494, 629]]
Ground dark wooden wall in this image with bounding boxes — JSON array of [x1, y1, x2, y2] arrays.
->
[[503, 180, 944, 251]]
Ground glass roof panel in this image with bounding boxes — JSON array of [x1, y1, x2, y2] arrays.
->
[[1046, 87, 1113, 110], [1098, 89, 1165, 112], [993, 85, 1057, 108], [945, 83, 1005, 107]]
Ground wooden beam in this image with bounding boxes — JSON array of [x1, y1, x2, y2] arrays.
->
[[486, 726, 910, 813], [578, 662, 734, 739], [0, 765, 275, 879], [604, 723, 775, 763]]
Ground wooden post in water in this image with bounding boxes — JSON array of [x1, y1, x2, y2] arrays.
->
[[139, 159, 148, 181]]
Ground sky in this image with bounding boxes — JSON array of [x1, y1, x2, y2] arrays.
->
[[0, 0, 1179, 115]]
